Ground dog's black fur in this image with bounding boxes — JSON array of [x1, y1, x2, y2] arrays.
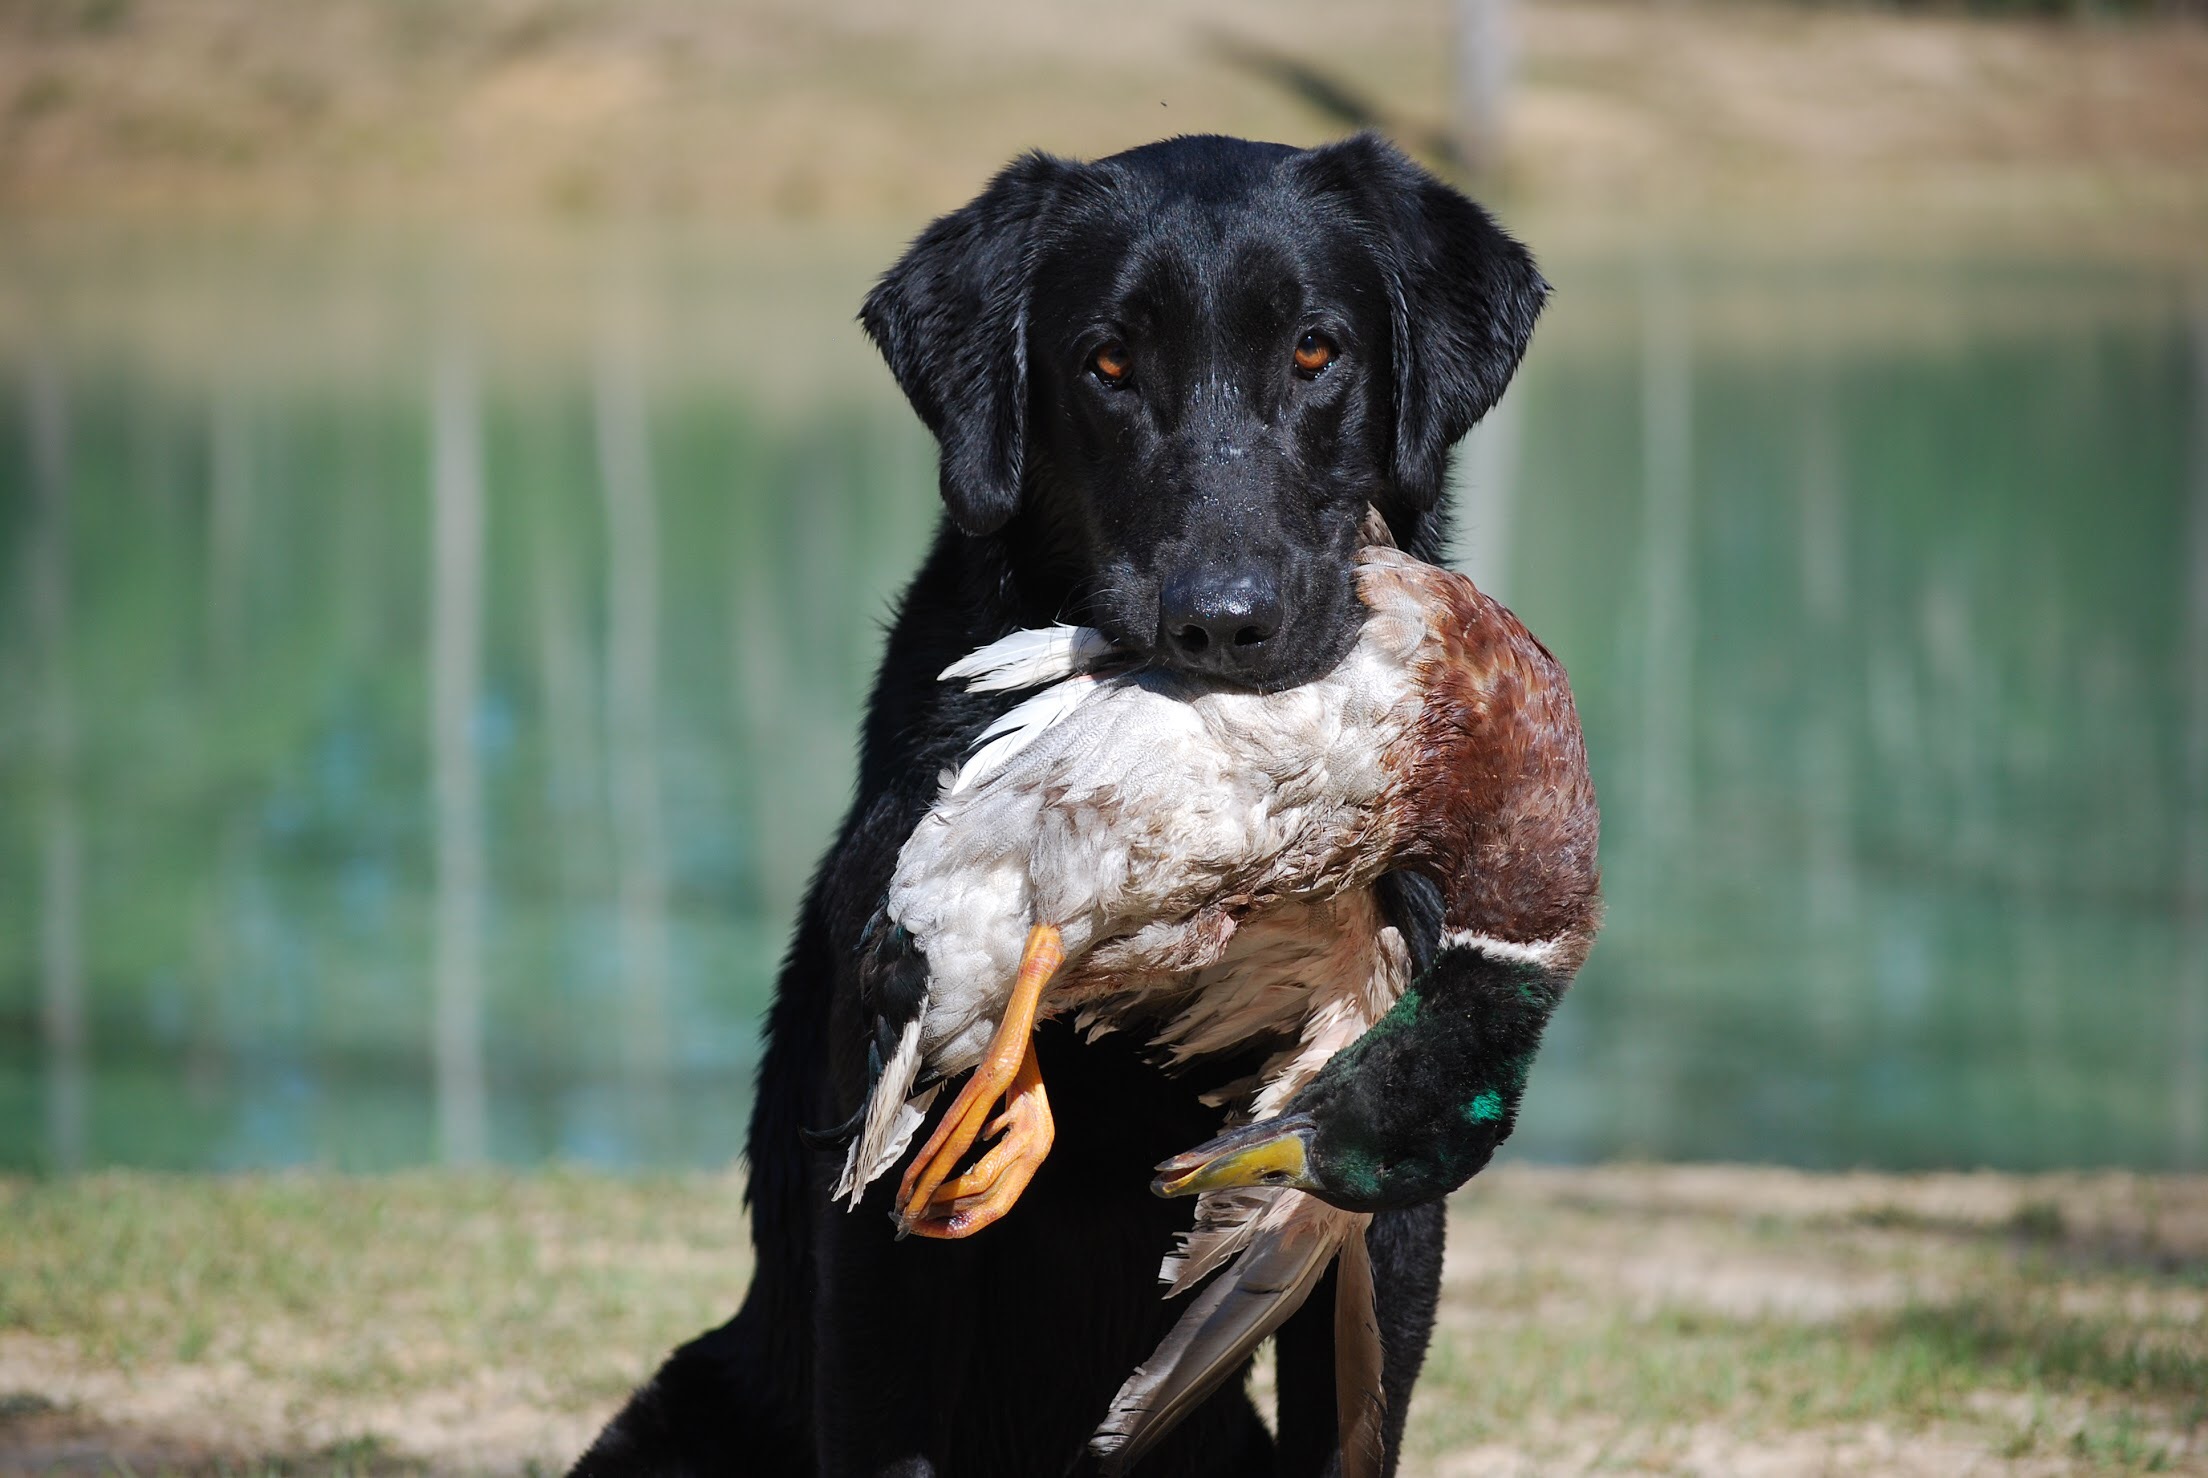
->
[[573, 132, 1545, 1478]]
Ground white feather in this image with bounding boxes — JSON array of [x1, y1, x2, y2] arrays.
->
[[939, 624, 1117, 691], [946, 674, 1102, 795], [837, 1082, 939, 1206], [837, 1017, 929, 1207]]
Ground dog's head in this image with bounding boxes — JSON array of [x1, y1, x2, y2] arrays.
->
[[863, 132, 1547, 692]]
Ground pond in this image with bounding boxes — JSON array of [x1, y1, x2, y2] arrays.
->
[[1, 222, 2201, 1174]]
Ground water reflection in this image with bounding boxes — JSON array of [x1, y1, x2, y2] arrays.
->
[[1451, 378, 1520, 604], [429, 335, 488, 1165], [0, 229, 2200, 1173], [593, 296, 673, 1156], [25, 361, 83, 1173], [1635, 256, 1695, 853], [2178, 293, 2208, 1170]]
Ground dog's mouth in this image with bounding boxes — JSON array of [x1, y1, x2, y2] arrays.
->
[[1219, 608, 1367, 694], [1075, 586, 1366, 695], [1065, 501, 1390, 693]]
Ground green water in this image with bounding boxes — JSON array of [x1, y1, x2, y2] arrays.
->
[[2, 226, 2202, 1173]]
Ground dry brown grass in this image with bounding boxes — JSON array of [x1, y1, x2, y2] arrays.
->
[[2, 1164, 2203, 1474], [1, 0, 2205, 246]]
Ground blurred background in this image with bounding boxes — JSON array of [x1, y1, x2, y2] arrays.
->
[[3, 0, 2205, 1180]]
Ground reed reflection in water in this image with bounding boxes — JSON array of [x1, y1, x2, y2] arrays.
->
[[0, 231, 2201, 1173]]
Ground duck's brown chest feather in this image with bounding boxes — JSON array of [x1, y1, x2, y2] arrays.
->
[[1379, 566, 1602, 962]]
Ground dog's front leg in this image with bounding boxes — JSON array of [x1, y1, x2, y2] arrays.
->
[[813, 1166, 981, 1477]]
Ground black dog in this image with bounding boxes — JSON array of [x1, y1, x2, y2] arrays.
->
[[574, 131, 1545, 1478]]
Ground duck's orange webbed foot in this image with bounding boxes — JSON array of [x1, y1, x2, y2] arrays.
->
[[902, 1039, 1054, 1238], [894, 923, 1063, 1238]]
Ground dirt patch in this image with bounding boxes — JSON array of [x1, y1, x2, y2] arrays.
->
[[0, 1337, 603, 1474]]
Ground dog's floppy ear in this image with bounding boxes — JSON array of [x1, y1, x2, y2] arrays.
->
[[1295, 133, 1549, 512], [861, 152, 1077, 536]]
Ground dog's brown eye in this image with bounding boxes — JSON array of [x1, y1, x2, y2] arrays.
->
[[1090, 341, 1132, 386], [1293, 332, 1336, 375]]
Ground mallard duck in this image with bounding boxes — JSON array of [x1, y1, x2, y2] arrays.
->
[[829, 542, 1600, 1476]]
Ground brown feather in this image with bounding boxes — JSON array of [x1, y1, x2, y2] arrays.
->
[[1333, 1219, 1385, 1478], [1092, 1193, 1357, 1476]]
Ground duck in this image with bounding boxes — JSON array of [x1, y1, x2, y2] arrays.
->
[[827, 539, 1601, 1477]]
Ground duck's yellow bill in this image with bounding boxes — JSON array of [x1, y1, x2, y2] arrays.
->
[[1151, 1115, 1317, 1198]]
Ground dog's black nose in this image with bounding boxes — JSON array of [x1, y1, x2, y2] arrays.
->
[[1159, 567, 1284, 667]]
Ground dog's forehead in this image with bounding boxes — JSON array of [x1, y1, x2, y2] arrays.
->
[[1036, 166, 1377, 329]]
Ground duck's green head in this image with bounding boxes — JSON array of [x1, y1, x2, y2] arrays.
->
[[1154, 940, 1567, 1211], [1149, 1000, 1535, 1211], [1151, 1095, 1490, 1213]]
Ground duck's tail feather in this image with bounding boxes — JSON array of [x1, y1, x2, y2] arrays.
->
[[834, 1017, 935, 1206], [1091, 1193, 1357, 1476], [938, 624, 1117, 691], [1333, 1216, 1385, 1478]]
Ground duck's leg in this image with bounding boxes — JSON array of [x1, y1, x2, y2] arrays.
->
[[902, 1039, 1054, 1238], [894, 922, 1063, 1234]]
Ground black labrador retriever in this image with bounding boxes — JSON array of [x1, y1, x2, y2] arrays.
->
[[573, 130, 1546, 1478]]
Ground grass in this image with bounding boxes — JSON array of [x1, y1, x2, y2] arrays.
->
[[1, 1165, 2203, 1474], [0, 1170, 753, 1474], [1407, 1167, 2208, 1473]]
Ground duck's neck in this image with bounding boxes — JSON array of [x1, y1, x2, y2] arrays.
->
[[1298, 567, 1600, 1210], [1301, 937, 1571, 1209], [1398, 585, 1601, 953]]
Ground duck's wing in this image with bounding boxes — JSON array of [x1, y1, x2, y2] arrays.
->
[[1090, 1194, 1373, 1477], [1096, 892, 1406, 1474]]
